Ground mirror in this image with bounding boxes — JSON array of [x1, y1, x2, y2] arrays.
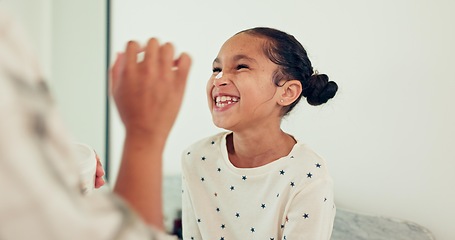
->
[[1, 0, 108, 166]]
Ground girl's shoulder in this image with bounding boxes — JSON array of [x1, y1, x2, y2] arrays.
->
[[286, 142, 333, 180]]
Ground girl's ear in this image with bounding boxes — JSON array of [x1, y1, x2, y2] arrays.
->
[[277, 80, 302, 106]]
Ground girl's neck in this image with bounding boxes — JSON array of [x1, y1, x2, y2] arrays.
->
[[226, 129, 296, 168]]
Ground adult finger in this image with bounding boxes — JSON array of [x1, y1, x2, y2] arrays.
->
[[174, 52, 192, 85], [143, 38, 160, 77], [95, 152, 105, 174], [159, 42, 175, 82], [124, 40, 140, 77], [96, 160, 105, 178], [95, 176, 105, 189]]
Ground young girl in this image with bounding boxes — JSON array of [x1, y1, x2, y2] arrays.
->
[[181, 27, 338, 240]]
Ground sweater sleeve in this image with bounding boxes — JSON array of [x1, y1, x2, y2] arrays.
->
[[282, 177, 336, 239]]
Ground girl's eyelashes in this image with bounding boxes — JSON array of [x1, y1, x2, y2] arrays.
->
[[236, 64, 249, 70], [212, 64, 249, 73]]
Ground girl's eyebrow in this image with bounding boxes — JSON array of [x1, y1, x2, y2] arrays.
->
[[213, 54, 258, 64]]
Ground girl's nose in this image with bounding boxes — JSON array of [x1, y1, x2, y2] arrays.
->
[[213, 72, 228, 86]]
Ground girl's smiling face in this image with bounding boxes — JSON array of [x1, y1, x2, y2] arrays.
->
[[206, 33, 283, 132]]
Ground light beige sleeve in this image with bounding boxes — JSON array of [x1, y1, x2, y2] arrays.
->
[[282, 177, 336, 240], [0, 8, 176, 240]]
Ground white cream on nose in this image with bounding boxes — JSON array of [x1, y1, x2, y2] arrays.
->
[[215, 71, 223, 79]]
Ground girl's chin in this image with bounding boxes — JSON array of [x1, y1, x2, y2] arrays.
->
[[212, 119, 233, 131]]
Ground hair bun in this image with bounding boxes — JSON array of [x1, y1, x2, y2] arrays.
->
[[302, 73, 338, 106]]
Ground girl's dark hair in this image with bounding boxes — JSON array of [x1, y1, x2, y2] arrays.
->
[[236, 27, 338, 115]]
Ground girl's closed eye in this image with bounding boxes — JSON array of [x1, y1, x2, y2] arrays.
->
[[212, 67, 222, 73], [236, 64, 249, 70]]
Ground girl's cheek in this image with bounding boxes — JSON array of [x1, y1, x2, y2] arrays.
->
[[206, 78, 212, 92], [206, 79, 213, 101]]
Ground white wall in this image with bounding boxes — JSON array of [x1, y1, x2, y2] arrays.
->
[[110, 0, 455, 239], [1, 0, 107, 163]]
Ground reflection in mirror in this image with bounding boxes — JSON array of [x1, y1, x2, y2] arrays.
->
[[1, 0, 107, 168]]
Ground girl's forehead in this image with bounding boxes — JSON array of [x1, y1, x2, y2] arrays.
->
[[224, 33, 263, 49], [217, 34, 266, 59]]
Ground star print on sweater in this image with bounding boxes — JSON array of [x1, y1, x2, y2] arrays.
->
[[181, 132, 336, 240]]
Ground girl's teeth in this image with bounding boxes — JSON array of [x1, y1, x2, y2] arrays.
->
[[215, 96, 239, 107], [217, 96, 238, 102]]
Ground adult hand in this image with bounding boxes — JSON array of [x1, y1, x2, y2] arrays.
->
[[94, 153, 105, 189], [110, 38, 191, 229], [110, 38, 191, 141]]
